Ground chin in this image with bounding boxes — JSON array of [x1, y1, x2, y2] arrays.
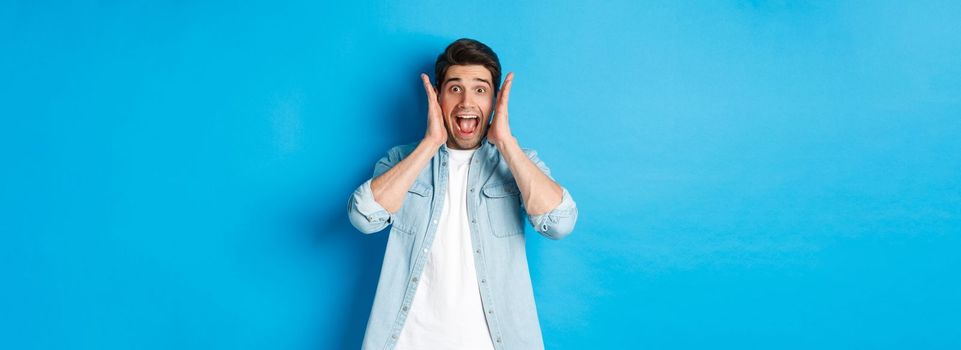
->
[[444, 124, 485, 150], [451, 137, 482, 150]]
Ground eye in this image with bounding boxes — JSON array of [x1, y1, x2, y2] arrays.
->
[[450, 86, 462, 93], [475, 87, 487, 94]]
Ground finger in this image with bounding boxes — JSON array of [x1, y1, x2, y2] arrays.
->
[[496, 72, 514, 115], [420, 73, 437, 101], [421, 73, 443, 122]]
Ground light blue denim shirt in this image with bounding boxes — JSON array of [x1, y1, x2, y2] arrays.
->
[[347, 138, 578, 350]]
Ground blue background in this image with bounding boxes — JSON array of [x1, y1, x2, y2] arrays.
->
[[2, 1, 960, 349]]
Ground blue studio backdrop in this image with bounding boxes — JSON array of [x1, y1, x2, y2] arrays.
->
[[2, 1, 959, 349]]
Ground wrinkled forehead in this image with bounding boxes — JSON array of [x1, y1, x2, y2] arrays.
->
[[442, 65, 493, 88]]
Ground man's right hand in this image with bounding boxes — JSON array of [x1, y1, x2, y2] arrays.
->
[[369, 74, 447, 213], [421, 73, 447, 148]]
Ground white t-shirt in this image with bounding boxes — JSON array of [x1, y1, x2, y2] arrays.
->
[[395, 148, 495, 350]]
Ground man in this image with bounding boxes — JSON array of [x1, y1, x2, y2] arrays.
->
[[347, 38, 578, 350]]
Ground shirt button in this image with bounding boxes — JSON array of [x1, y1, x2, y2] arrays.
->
[[481, 279, 486, 284], [496, 337, 502, 343], [475, 249, 481, 254], [402, 306, 408, 311], [488, 309, 493, 314], [442, 161, 447, 166], [469, 188, 474, 192], [471, 219, 476, 223], [412, 277, 418, 283], [392, 334, 398, 339], [433, 220, 438, 224]]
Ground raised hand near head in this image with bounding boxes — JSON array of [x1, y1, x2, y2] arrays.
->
[[487, 72, 514, 145], [421, 73, 447, 148]]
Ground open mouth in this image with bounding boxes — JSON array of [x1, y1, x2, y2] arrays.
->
[[454, 114, 480, 136]]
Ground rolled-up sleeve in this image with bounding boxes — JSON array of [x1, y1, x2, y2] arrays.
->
[[528, 187, 578, 240], [347, 146, 404, 234], [524, 149, 578, 240], [347, 178, 393, 234]]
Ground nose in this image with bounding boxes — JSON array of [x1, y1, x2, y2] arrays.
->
[[456, 95, 474, 111]]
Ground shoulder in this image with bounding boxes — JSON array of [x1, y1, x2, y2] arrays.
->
[[488, 143, 541, 162], [521, 147, 540, 161], [519, 146, 554, 176], [385, 141, 421, 160]]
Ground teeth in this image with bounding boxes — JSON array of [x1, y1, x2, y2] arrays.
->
[[455, 115, 479, 134]]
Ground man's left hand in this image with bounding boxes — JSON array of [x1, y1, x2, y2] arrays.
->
[[487, 72, 515, 145]]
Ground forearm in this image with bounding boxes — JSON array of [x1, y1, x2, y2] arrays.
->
[[370, 138, 441, 213], [493, 137, 563, 216]]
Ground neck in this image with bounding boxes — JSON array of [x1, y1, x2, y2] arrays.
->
[[445, 141, 481, 151]]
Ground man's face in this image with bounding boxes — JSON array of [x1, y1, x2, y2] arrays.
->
[[438, 64, 494, 150]]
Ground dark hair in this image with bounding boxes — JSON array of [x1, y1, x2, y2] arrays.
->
[[434, 38, 502, 94]]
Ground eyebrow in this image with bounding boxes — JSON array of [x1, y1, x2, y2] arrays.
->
[[443, 77, 492, 88]]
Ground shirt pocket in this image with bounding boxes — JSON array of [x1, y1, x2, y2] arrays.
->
[[482, 181, 525, 237], [393, 181, 432, 235]]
